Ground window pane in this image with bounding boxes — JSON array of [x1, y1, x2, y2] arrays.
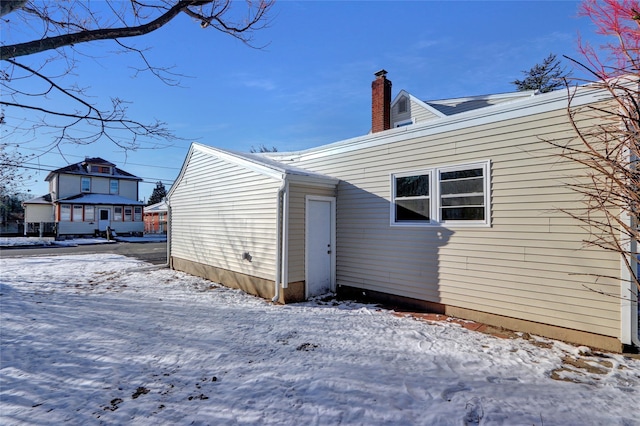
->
[[441, 195, 485, 207], [134, 207, 142, 221], [440, 168, 483, 181], [73, 205, 83, 222], [110, 180, 119, 194], [124, 207, 132, 221], [81, 177, 91, 192], [396, 175, 429, 197], [85, 206, 94, 221], [440, 177, 484, 195], [60, 204, 71, 221], [442, 206, 485, 221], [114, 206, 122, 221], [396, 199, 430, 221]]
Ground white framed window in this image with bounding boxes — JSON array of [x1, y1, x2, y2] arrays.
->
[[60, 204, 71, 221], [110, 179, 119, 194], [85, 205, 95, 222], [391, 160, 491, 227], [124, 206, 132, 221], [394, 118, 414, 128], [392, 171, 432, 224], [73, 205, 83, 222], [114, 206, 123, 221], [134, 206, 142, 221], [81, 177, 91, 192]]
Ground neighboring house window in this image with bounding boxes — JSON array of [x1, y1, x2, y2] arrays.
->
[[134, 206, 142, 221], [73, 205, 83, 222], [124, 206, 132, 221], [398, 96, 408, 113], [60, 204, 71, 221], [114, 206, 123, 221], [91, 165, 111, 174], [85, 205, 95, 222], [391, 160, 490, 226], [81, 177, 91, 192], [110, 179, 119, 194]]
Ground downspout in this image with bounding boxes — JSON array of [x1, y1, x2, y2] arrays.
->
[[273, 176, 289, 303], [165, 197, 172, 268], [621, 99, 639, 349], [620, 214, 639, 349]]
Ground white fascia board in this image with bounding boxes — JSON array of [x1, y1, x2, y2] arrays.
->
[[167, 143, 337, 201], [279, 84, 612, 163], [166, 143, 197, 200], [192, 143, 285, 181]]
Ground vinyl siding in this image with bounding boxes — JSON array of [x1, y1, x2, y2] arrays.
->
[[118, 179, 138, 200], [291, 104, 621, 338], [57, 174, 82, 199], [91, 177, 109, 194], [170, 149, 281, 281], [392, 97, 441, 127], [56, 174, 138, 199], [24, 204, 54, 222], [287, 183, 336, 283]]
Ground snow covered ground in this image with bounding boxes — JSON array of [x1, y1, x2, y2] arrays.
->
[[1, 254, 639, 425], [0, 235, 166, 247]]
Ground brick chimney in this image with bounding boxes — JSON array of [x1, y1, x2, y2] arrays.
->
[[371, 69, 392, 133]]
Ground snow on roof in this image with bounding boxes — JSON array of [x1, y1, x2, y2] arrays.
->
[[58, 193, 144, 205], [424, 90, 536, 116], [23, 194, 52, 204], [144, 201, 168, 212]]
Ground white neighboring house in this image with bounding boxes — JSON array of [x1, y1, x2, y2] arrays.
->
[[23, 157, 144, 237], [168, 71, 638, 353]]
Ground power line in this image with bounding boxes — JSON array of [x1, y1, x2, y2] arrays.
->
[[16, 146, 185, 171], [4, 163, 175, 185]]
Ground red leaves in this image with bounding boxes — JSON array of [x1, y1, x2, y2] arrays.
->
[[577, 0, 640, 78]]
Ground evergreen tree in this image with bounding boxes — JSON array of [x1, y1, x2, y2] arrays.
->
[[250, 144, 278, 153], [512, 53, 568, 93], [147, 181, 167, 205]]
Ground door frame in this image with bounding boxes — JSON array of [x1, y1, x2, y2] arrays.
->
[[305, 195, 337, 298], [98, 208, 111, 231]]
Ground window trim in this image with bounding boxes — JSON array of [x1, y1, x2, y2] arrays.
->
[[394, 118, 414, 128], [134, 206, 142, 221], [85, 205, 95, 222], [398, 96, 408, 114], [81, 177, 91, 193], [72, 205, 84, 222], [110, 179, 119, 194], [390, 160, 491, 228], [114, 206, 123, 221], [391, 169, 434, 225], [60, 204, 71, 221]]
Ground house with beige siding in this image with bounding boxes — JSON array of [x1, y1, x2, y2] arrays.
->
[[168, 71, 638, 352], [23, 157, 144, 237]]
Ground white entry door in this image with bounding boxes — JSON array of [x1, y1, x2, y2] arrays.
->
[[305, 196, 335, 298], [98, 209, 111, 231]]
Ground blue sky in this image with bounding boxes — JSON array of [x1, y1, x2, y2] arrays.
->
[[6, 0, 606, 200]]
